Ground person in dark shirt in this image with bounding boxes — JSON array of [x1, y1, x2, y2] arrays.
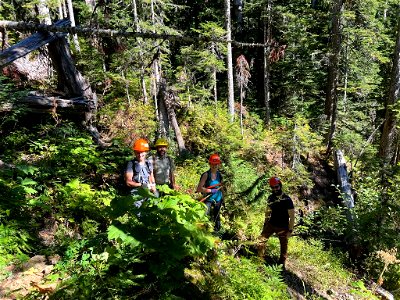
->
[[258, 177, 295, 266]]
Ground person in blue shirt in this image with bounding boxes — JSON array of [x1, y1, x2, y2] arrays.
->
[[196, 154, 223, 231]]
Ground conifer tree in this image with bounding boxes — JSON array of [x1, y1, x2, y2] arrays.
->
[[379, 9, 400, 164]]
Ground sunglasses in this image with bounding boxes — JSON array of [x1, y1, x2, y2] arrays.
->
[[271, 185, 280, 190]]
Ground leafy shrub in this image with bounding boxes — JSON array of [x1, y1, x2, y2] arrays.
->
[[180, 102, 247, 155], [209, 255, 289, 299], [50, 188, 217, 298], [0, 221, 30, 277], [289, 238, 352, 290], [98, 100, 157, 145]]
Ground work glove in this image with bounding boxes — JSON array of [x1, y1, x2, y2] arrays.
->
[[141, 183, 149, 189], [210, 188, 218, 194]]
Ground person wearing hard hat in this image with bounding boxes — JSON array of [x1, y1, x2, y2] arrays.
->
[[258, 177, 295, 267], [150, 137, 176, 190], [196, 154, 224, 232], [125, 138, 157, 207]]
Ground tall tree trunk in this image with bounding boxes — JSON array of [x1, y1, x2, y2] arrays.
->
[[46, 36, 104, 146], [132, 0, 148, 104], [236, 54, 250, 137], [240, 85, 244, 136], [325, 0, 343, 154], [85, 0, 96, 11], [379, 13, 400, 164], [47, 37, 94, 100], [57, 0, 64, 19], [225, 0, 235, 122], [343, 33, 349, 112], [233, 0, 243, 38], [66, 0, 81, 52], [62, 0, 68, 19], [158, 81, 169, 137], [38, 0, 52, 25], [211, 42, 218, 103], [159, 82, 187, 154], [263, 1, 272, 125]]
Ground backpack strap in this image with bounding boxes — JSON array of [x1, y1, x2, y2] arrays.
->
[[205, 170, 211, 188], [145, 159, 151, 174], [131, 159, 151, 183], [205, 170, 222, 187]]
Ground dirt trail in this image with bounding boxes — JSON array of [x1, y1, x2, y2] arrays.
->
[[0, 255, 60, 300]]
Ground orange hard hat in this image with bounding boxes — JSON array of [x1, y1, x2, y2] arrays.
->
[[132, 138, 150, 152], [269, 177, 282, 186], [209, 154, 221, 165]]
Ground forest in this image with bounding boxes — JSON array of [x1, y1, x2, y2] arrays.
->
[[0, 0, 400, 299]]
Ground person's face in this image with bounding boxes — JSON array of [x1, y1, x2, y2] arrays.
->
[[156, 146, 167, 156], [270, 184, 282, 195], [210, 163, 220, 170], [135, 151, 147, 161]]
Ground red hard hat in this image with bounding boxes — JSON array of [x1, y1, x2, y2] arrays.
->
[[132, 138, 150, 152], [269, 177, 281, 186], [209, 154, 221, 165]]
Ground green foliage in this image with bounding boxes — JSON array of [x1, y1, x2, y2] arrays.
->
[[48, 190, 217, 298], [289, 238, 352, 290], [2, 0, 400, 298], [305, 206, 350, 237], [0, 221, 30, 275], [181, 102, 247, 156], [349, 280, 380, 299], [209, 255, 289, 299], [98, 100, 157, 144], [56, 179, 113, 219], [175, 21, 226, 102]]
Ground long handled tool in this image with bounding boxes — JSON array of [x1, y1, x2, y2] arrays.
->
[[199, 185, 222, 202]]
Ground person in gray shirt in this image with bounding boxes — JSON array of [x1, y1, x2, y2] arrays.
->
[[150, 137, 176, 190]]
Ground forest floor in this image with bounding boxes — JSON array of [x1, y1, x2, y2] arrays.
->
[[0, 254, 59, 299]]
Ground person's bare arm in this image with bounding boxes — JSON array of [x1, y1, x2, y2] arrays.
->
[[125, 171, 141, 188], [149, 170, 156, 192], [170, 171, 177, 189], [196, 173, 209, 193], [288, 208, 295, 231], [264, 205, 271, 220]]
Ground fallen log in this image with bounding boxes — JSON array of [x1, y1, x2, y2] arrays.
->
[[0, 20, 69, 67], [0, 91, 92, 113]]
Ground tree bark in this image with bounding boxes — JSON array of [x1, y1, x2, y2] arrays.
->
[[263, 1, 272, 125], [132, 0, 148, 104], [159, 82, 187, 154], [1, 92, 92, 113], [225, 0, 235, 122], [47, 37, 94, 100], [66, 0, 81, 52], [58, 0, 65, 19], [379, 14, 400, 164], [325, 0, 343, 154], [211, 42, 218, 103], [37, 0, 52, 25], [157, 81, 170, 137]]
